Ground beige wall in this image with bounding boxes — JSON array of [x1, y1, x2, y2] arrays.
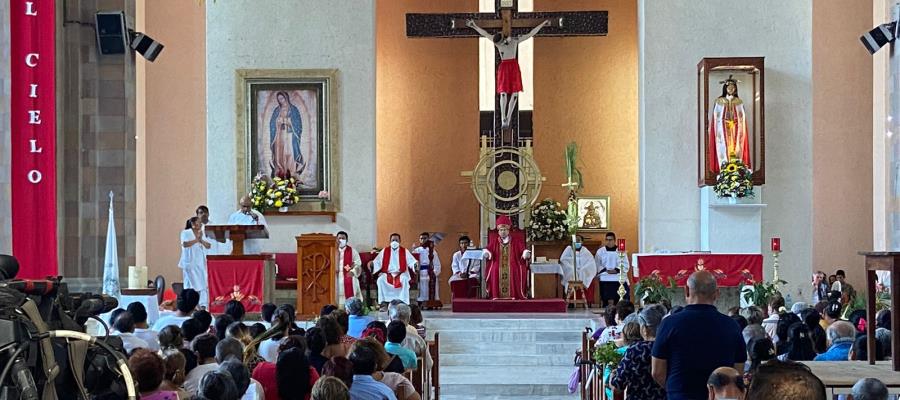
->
[[812, 1, 873, 291], [534, 0, 638, 248], [136, 0, 206, 285], [376, 0, 481, 304], [377, 1, 638, 303]]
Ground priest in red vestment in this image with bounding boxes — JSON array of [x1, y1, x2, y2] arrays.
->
[[483, 215, 531, 300]]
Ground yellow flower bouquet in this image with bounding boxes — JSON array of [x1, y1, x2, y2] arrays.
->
[[714, 160, 754, 198]]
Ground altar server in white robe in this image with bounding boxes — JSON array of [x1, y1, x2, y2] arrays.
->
[[559, 235, 598, 292], [180, 217, 211, 308], [449, 235, 482, 299], [336, 230, 363, 305], [412, 232, 442, 303], [594, 231, 630, 306], [372, 233, 418, 305], [226, 195, 268, 254]]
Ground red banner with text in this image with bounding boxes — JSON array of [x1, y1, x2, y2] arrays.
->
[[11, 0, 58, 279], [636, 254, 763, 287]]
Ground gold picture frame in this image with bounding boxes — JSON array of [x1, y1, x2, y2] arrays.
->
[[576, 196, 611, 232], [235, 69, 340, 211]]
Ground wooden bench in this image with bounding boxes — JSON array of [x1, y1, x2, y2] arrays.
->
[[406, 332, 440, 400]]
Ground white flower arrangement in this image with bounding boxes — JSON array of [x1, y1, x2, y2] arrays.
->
[[528, 198, 569, 241]]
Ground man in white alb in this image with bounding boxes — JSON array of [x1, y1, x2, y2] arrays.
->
[[372, 233, 417, 307], [449, 235, 482, 299], [594, 231, 630, 306], [336, 230, 362, 305], [559, 235, 598, 293], [180, 217, 211, 308], [226, 195, 268, 254], [412, 232, 442, 304]]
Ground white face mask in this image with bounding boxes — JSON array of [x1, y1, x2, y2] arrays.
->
[[338, 239, 347, 248], [390, 241, 400, 249]]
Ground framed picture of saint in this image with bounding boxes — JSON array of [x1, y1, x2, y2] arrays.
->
[[697, 57, 765, 187], [236, 69, 339, 209], [576, 196, 611, 232]]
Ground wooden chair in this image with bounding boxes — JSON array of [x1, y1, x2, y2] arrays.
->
[[172, 282, 184, 297], [429, 332, 440, 400]]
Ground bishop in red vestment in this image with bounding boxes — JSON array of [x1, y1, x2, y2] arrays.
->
[[483, 215, 531, 300]]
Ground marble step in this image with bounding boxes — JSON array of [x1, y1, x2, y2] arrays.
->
[[435, 329, 583, 344], [440, 366, 572, 396], [426, 318, 593, 332], [440, 353, 574, 366], [441, 341, 577, 355]]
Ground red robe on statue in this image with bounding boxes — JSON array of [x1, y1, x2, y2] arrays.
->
[[485, 233, 529, 300]]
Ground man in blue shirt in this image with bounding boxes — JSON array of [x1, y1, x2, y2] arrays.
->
[[348, 342, 398, 400], [384, 320, 418, 370], [814, 320, 856, 361], [651, 271, 746, 400]]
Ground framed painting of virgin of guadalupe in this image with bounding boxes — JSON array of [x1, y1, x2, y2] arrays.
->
[[236, 69, 339, 210]]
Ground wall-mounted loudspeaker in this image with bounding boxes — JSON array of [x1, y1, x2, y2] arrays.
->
[[95, 11, 127, 55]]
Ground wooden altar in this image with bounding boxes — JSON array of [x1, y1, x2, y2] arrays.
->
[[296, 234, 337, 318], [859, 252, 900, 371]]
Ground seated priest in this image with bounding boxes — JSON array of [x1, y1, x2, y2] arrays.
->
[[412, 232, 441, 305], [559, 235, 598, 293], [372, 233, 418, 307], [226, 195, 268, 254], [483, 215, 531, 300], [336, 230, 363, 305], [449, 235, 482, 299]]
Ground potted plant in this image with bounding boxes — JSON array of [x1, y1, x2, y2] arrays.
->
[[741, 279, 786, 308], [633, 272, 676, 306]]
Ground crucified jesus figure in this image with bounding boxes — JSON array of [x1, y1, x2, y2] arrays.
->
[[467, 18, 550, 130]]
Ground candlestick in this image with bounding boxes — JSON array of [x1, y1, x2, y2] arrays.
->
[[773, 251, 781, 286], [617, 247, 627, 301], [771, 237, 781, 252]]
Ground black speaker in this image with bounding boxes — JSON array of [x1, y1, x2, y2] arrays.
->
[[95, 11, 127, 55], [130, 33, 164, 62]]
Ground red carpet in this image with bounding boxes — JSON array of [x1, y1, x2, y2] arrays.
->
[[451, 298, 567, 313]]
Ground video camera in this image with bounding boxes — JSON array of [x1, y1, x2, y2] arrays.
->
[[0, 255, 137, 400]]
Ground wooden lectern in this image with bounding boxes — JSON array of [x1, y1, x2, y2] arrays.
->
[[858, 252, 900, 371], [297, 234, 337, 317], [205, 224, 269, 255]]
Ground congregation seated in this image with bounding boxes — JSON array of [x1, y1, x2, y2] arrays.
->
[[741, 324, 766, 347], [128, 348, 179, 400], [216, 314, 237, 341], [318, 315, 350, 359], [706, 367, 746, 400], [127, 301, 160, 351], [112, 311, 150, 354], [306, 328, 330, 374], [778, 322, 818, 362], [184, 333, 220, 395], [218, 359, 257, 400], [158, 325, 198, 374], [275, 347, 317, 400], [385, 321, 417, 371], [875, 309, 892, 356], [251, 335, 318, 400], [799, 308, 828, 353], [345, 298, 374, 339], [814, 320, 855, 361], [194, 309, 214, 334], [348, 339, 401, 400], [596, 301, 635, 346], [322, 356, 355, 389], [850, 334, 886, 361], [258, 306, 300, 363], [311, 376, 350, 400], [609, 304, 667, 400], [409, 305, 426, 339], [354, 337, 420, 400], [225, 299, 247, 322], [198, 370, 240, 400], [260, 303, 277, 329], [159, 348, 192, 400], [744, 360, 826, 400], [852, 377, 890, 400], [152, 288, 200, 331], [745, 337, 775, 379], [739, 306, 764, 326], [388, 303, 431, 369], [228, 321, 252, 346]]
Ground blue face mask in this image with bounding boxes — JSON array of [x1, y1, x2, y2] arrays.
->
[[574, 243, 582, 250]]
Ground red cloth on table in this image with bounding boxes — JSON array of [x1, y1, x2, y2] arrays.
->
[[207, 257, 266, 313], [635, 254, 762, 286]]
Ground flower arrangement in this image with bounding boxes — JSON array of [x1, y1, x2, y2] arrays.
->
[[249, 174, 301, 211], [317, 191, 330, 210], [633, 272, 676, 305], [714, 159, 754, 198], [528, 198, 568, 241]]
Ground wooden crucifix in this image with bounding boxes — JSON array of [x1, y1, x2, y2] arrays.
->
[[407, 0, 606, 218], [407, 1, 607, 146]]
